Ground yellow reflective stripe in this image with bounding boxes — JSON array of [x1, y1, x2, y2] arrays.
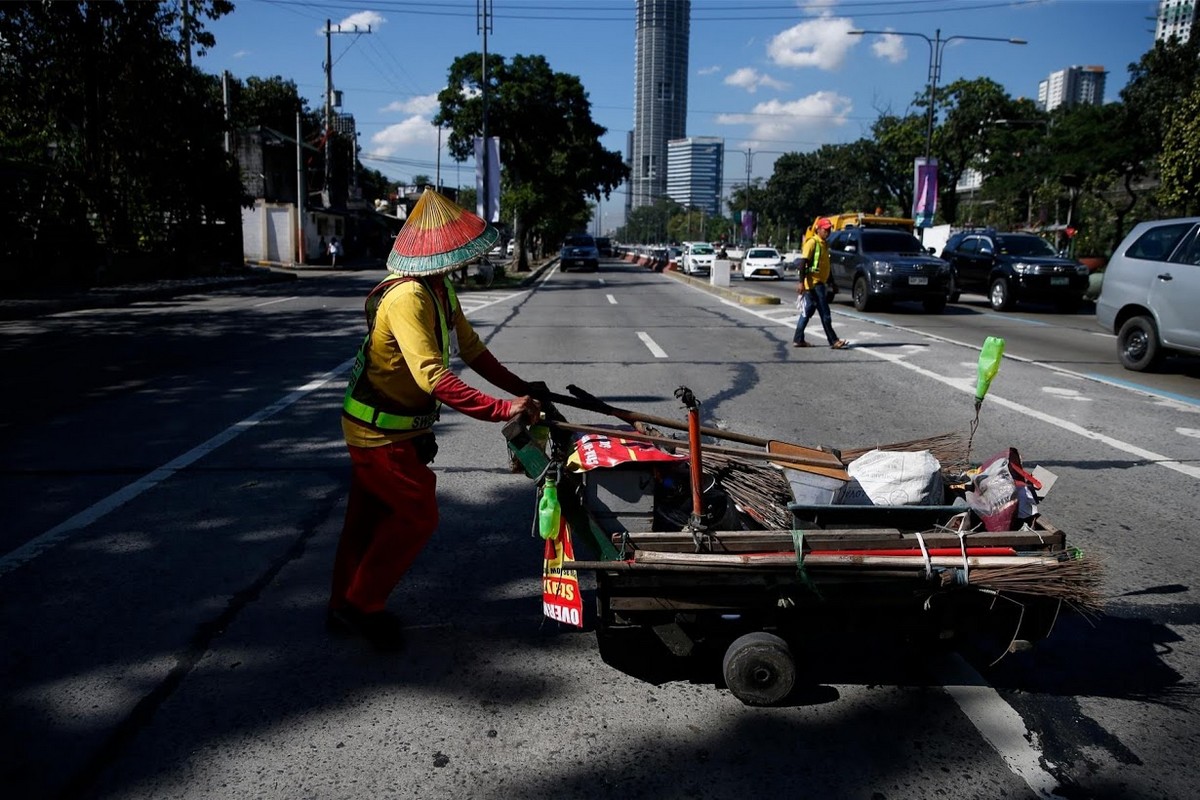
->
[[343, 395, 440, 431]]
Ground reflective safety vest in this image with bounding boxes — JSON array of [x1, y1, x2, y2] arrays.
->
[[342, 275, 459, 432]]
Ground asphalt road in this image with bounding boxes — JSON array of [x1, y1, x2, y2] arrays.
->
[[1, 258, 1198, 799]]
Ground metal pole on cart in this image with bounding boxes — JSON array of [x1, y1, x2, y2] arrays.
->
[[674, 387, 706, 535]]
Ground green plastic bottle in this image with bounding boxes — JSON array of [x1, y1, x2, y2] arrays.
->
[[538, 477, 561, 540], [975, 336, 1006, 408]]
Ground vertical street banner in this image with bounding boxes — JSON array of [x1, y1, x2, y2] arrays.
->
[[474, 136, 501, 223], [741, 210, 755, 240], [913, 157, 938, 228], [542, 518, 583, 628]]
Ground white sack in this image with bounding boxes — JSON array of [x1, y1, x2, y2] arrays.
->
[[845, 449, 944, 506]]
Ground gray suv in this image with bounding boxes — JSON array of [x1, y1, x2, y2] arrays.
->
[[1096, 217, 1200, 371], [559, 234, 600, 272], [827, 228, 952, 312]]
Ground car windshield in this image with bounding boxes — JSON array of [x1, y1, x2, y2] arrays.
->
[[995, 235, 1057, 257], [563, 236, 594, 247], [861, 231, 924, 253], [748, 249, 777, 258], [691, 244, 714, 254]]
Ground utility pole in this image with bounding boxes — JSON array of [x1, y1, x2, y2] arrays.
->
[[478, 0, 494, 223], [296, 111, 305, 265], [323, 18, 372, 208], [221, 71, 231, 154]]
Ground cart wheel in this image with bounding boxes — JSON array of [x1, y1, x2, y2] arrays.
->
[[721, 632, 796, 706]]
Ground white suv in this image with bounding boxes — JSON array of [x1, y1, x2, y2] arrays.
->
[[682, 242, 715, 275], [1096, 217, 1200, 371]]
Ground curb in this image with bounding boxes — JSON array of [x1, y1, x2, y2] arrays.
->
[[663, 268, 782, 305]]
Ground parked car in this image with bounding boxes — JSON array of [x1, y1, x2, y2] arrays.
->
[[1095, 217, 1200, 371], [940, 228, 1089, 311], [559, 234, 600, 272], [595, 236, 613, 257], [682, 242, 716, 275], [741, 247, 786, 280], [506, 240, 515, 257], [827, 228, 952, 312]]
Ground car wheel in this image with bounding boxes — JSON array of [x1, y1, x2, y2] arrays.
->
[[989, 278, 1014, 311], [853, 276, 875, 312], [923, 295, 947, 313], [1117, 315, 1163, 371], [948, 275, 961, 303]]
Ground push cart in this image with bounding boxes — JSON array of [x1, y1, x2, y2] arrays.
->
[[505, 395, 1096, 707]]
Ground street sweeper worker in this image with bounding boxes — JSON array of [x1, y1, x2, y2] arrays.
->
[[329, 188, 541, 651]]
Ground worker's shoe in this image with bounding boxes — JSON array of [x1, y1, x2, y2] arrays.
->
[[327, 605, 406, 653]]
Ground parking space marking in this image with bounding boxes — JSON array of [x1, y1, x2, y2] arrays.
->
[[637, 331, 669, 358]]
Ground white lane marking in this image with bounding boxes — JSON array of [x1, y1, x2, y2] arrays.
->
[[0, 359, 356, 578], [637, 331, 668, 358], [728, 297, 1200, 480], [1042, 387, 1092, 402], [607, 294, 618, 305], [253, 296, 296, 307], [938, 654, 1062, 798], [1179, 427, 1200, 439]]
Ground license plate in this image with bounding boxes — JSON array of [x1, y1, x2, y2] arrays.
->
[[1051, 277, 1069, 286], [909, 276, 928, 286]]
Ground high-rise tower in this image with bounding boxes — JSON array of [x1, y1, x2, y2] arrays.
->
[[629, 0, 690, 214]]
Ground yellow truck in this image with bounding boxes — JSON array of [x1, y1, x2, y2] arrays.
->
[[805, 212, 915, 239]]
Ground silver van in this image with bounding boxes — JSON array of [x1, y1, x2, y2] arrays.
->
[[1096, 217, 1200, 371]]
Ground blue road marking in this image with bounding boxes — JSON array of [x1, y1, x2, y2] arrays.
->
[[1086, 373, 1200, 408]]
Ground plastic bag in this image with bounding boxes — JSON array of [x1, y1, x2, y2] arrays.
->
[[795, 291, 813, 315], [845, 449, 944, 506]]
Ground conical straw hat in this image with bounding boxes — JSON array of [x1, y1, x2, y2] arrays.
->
[[386, 188, 499, 277]]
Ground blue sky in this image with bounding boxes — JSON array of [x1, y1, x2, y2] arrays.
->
[[198, 0, 1161, 227]]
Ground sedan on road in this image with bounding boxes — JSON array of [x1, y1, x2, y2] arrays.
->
[[741, 247, 786, 280]]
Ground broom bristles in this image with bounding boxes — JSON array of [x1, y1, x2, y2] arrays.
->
[[969, 554, 1105, 613], [842, 431, 970, 474]]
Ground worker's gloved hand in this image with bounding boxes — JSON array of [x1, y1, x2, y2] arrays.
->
[[510, 395, 542, 426]]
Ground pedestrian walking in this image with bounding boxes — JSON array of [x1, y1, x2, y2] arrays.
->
[[328, 189, 541, 652], [792, 218, 849, 349], [328, 236, 342, 268]]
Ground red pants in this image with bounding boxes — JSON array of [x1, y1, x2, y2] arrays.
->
[[330, 440, 438, 613]]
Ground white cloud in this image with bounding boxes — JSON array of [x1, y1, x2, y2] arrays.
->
[[369, 116, 439, 157], [724, 67, 789, 93], [697, 65, 721, 76], [715, 91, 852, 147], [767, 15, 856, 70], [870, 33, 909, 64], [336, 11, 385, 32], [382, 94, 439, 115]]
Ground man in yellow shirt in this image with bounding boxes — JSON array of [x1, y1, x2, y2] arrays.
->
[[330, 189, 540, 651], [792, 217, 849, 349]]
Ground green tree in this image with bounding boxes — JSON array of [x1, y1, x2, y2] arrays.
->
[[0, 0, 237, 284], [434, 53, 628, 270], [1158, 84, 1200, 215]]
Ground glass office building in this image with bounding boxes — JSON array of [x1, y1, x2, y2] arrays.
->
[[666, 137, 724, 217], [629, 0, 690, 213]]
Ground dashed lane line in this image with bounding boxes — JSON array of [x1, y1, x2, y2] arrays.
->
[[637, 331, 669, 358]]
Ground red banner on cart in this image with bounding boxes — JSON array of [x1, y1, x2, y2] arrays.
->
[[567, 428, 688, 472], [542, 518, 584, 628]]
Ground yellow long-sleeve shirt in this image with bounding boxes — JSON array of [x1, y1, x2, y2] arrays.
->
[[342, 279, 488, 448]]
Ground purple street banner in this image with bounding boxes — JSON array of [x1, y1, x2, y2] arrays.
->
[[913, 157, 938, 228], [741, 210, 755, 239]]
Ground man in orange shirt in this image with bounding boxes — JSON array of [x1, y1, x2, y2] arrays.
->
[[330, 189, 540, 651], [792, 217, 850, 349]]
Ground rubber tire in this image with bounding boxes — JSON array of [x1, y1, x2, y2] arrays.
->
[[1117, 315, 1163, 372], [721, 632, 796, 707], [948, 275, 961, 303], [923, 295, 947, 313], [989, 277, 1014, 311], [853, 276, 875, 312]]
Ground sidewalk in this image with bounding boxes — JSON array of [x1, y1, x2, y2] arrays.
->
[[0, 266, 302, 321]]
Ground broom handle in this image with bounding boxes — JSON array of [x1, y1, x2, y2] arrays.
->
[[544, 419, 841, 470], [546, 387, 770, 447]]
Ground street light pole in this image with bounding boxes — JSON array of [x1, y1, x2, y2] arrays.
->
[[848, 28, 1025, 234]]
